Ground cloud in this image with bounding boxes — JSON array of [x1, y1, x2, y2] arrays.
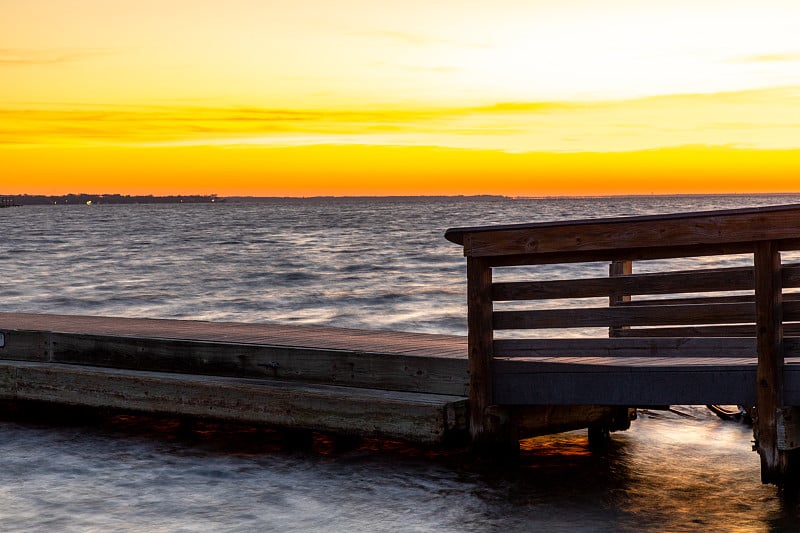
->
[[0, 47, 121, 66], [351, 30, 486, 48], [730, 52, 800, 63], [371, 61, 459, 74], [3, 85, 799, 151]]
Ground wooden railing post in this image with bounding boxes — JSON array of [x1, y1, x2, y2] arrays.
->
[[467, 256, 493, 443], [609, 260, 632, 337], [754, 240, 790, 484], [467, 256, 516, 455]]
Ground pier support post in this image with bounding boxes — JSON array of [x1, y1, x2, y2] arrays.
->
[[467, 257, 518, 457], [754, 241, 793, 485]]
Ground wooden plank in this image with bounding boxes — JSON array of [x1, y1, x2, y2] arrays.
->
[[782, 366, 800, 407], [491, 300, 800, 330], [493, 363, 758, 405], [787, 300, 800, 321], [621, 294, 754, 306], [492, 265, 754, 301], [485, 242, 760, 267], [621, 293, 800, 307], [446, 204, 800, 246], [754, 240, 789, 484], [0, 312, 467, 358], [495, 355, 759, 369], [0, 331, 469, 396], [445, 204, 800, 257], [0, 360, 468, 444], [493, 337, 760, 358], [616, 325, 759, 337], [493, 302, 756, 330], [0, 330, 50, 362], [784, 265, 800, 288]]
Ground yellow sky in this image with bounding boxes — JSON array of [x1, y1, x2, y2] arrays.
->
[[2, 0, 800, 195]]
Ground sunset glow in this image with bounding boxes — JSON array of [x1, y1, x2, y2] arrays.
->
[[2, 0, 799, 196]]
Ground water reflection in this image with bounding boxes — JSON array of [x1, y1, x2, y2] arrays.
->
[[2, 404, 798, 532]]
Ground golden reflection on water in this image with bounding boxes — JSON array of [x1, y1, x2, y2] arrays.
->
[[3, 403, 800, 531]]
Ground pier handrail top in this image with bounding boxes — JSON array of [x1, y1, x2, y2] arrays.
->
[[445, 203, 800, 257]]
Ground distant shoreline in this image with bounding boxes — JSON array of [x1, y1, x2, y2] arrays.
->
[[2, 192, 799, 207], [1, 194, 223, 206]]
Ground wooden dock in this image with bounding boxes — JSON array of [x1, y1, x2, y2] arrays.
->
[[0, 313, 470, 443], [0, 312, 634, 445], [5, 203, 800, 485], [446, 203, 800, 485]]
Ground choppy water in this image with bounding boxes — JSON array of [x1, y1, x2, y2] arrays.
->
[[2, 195, 800, 532]]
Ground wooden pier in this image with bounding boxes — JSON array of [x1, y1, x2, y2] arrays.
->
[[445, 203, 800, 485], [0, 314, 470, 443], [0, 313, 626, 445], [3, 204, 800, 485]]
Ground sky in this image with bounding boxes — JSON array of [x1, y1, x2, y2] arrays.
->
[[2, 0, 799, 196]]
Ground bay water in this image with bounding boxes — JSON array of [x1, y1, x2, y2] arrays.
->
[[2, 195, 800, 532]]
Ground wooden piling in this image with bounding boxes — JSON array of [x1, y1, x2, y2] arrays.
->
[[754, 241, 790, 484], [467, 256, 508, 451]]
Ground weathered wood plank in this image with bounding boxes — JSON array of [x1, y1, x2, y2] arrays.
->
[[492, 266, 754, 301], [483, 242, 776, 266], [493, 365, 758, 405], [754, 241, 789, 484], [0, 360, 468, 444], [0, 312, 467, 358], [0, 331, 469, 396], [621, 293, 800, 307], [493, 337, 764, 358], [446, 204, 800, 257], [615, 325, 759, 337], [0, 330, 50, 362], [615, 325, 800, 338], [493, 302, 756, 330], [495, 355, 760, 368]]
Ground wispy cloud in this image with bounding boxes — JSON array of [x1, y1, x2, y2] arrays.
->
[[2, 85, 799, 152], [351, 30, 487, 48], [0, 47, 121, 66], [730, 52, 800, 63], [371, 61, 459, 74]]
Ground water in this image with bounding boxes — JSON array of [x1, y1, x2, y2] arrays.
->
[[2, 195, 800, 532]]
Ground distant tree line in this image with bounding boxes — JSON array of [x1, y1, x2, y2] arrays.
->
[[2, 194, 222, 205]]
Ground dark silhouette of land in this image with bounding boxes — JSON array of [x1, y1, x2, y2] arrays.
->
[[2, 194, 222, 206], [1, 194, 508, 206]]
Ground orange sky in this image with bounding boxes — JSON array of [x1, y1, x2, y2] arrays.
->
[[2, 1, 800, 196]]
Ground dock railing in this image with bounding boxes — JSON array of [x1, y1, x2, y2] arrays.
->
[[446, 204, 800, 484]]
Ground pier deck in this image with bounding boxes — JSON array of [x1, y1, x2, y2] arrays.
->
[[0, 313, 470, 443], [3, 312, 800, 443]]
